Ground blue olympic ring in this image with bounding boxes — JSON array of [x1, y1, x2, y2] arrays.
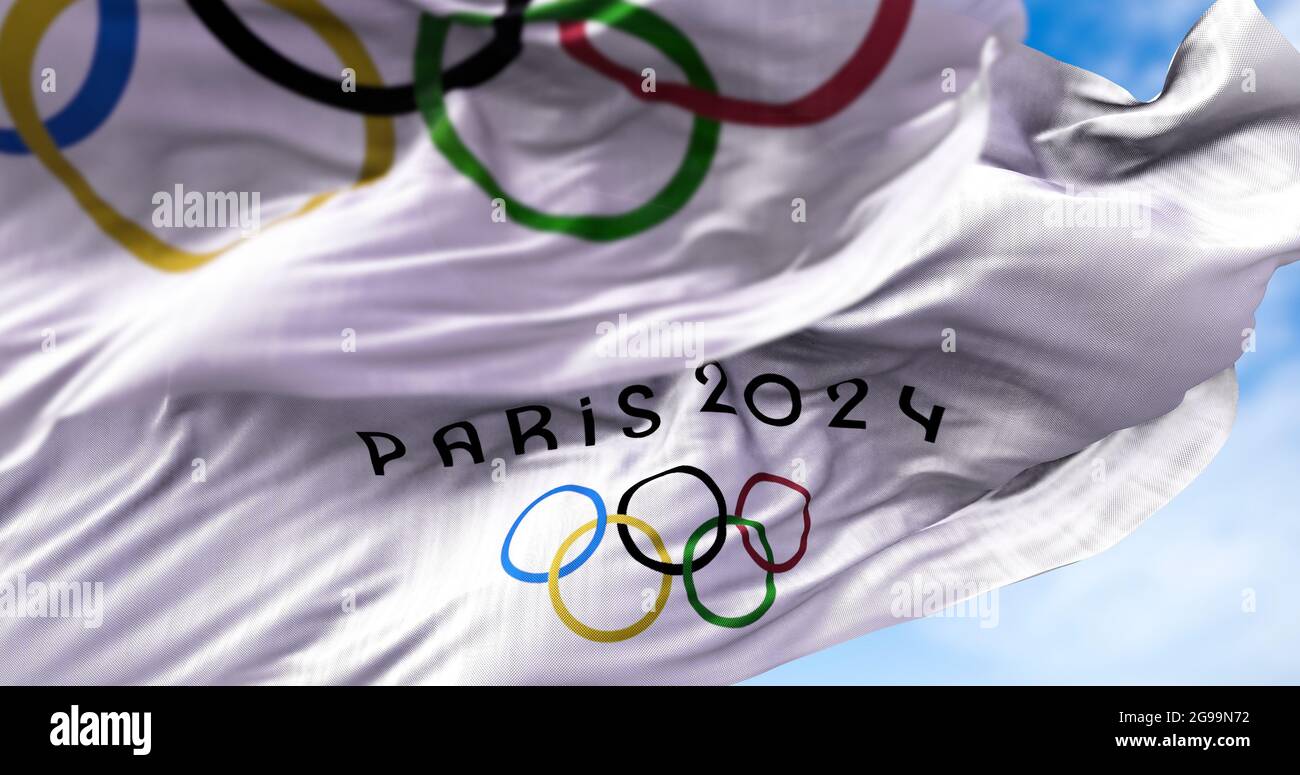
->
[[0, 0, 137, 155], [500, 484, 607, 583]]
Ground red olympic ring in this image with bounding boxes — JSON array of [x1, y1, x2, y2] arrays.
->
[[557, 0, 914, 127], [734, 473, 812, 573]]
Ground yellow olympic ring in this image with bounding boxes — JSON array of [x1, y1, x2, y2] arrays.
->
[[548, 514, 672, 643], [0, 0, 395, 273]]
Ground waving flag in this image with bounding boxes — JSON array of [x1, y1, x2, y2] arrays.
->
[[0, 0, 1296, 683]]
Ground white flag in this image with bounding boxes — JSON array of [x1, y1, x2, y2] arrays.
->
[[0, 0, 1295, 683]]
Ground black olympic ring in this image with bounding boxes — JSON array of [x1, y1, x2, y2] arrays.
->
[[186, 0, 532, 115], [617, 465, 728, 576]]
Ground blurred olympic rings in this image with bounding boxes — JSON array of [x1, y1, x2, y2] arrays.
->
[[0, 0, 395, 272], [417, 0, 912, 239], [0, 0, 912, 268]]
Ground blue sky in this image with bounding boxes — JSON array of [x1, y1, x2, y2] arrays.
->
[[747, 0, 1300, 684]]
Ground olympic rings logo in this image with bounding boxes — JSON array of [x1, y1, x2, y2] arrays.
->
[[500, 466, 812, 642], [0, 0, 395, 272], [0, 0, 912, 268]]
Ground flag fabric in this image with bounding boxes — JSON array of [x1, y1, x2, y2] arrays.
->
[[0, 0, 1296, 683]]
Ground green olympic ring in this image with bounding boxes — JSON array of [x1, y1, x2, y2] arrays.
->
[[683, 515, 777, 628], [415, 0, 721, 241]]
